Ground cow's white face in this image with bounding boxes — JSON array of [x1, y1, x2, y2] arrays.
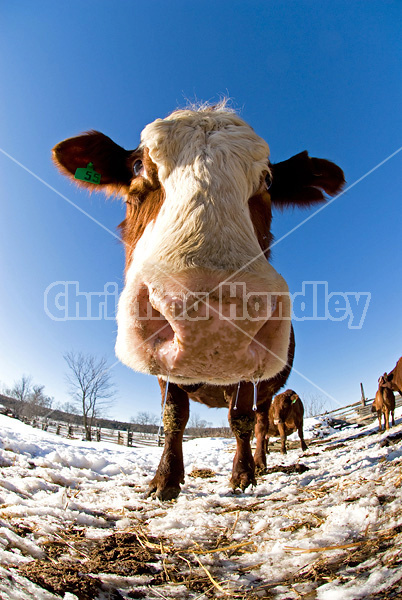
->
[[115, 109, 291, 384], [135, 110, 271, 271], [52, 104, 344, 386]]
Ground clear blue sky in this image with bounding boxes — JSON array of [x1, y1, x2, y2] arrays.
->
[[0, 1, 401, 425]]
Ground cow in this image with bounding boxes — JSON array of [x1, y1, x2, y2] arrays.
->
[[379, 357, 402, 397], [372, 376, 396, 432], [265, 389, 308, 455], [53, 103, 344, 499]]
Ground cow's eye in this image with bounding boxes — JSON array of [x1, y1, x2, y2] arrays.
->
[[133, 160, 143, 177], [265, 170, 273, 190]]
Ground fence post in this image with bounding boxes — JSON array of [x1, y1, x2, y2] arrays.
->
[[126, 428, 132, 447], [360, 383, 366, 406]]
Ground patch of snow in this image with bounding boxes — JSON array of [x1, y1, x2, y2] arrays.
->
[[0, 411, 400, 598]]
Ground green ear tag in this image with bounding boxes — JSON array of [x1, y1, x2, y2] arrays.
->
[[292, 396, 298, 404], [74, 162, 101, 184]]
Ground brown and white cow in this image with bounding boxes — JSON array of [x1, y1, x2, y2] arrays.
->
[[266, 389, 308, 455], [372, 375, 396, 432], [53, 104, 344, 499]]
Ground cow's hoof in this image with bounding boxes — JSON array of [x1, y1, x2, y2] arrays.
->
[[230, 472, 256, 492], [301, 443, 308, 452], [156, 485, 181, 501], [255, 464, 267, 476], [147, 483, 181, 501], [253, 454, 266, 475]]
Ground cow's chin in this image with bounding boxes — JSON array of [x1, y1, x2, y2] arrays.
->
[[115, 294, 292, 386]]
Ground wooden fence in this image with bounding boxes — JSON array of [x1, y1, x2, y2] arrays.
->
[[317, 395, 402, 426], [30, 419, 165, 447], [24, 393, 402, 448]]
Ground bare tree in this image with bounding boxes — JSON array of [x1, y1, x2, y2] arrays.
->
[[22, 385, 53, 420], [131, 411, 158, 426], [184, 413, 213, 437], [64, 352, 115, 441], [30, 385, 53, 408], [6, 375, 33, 402], [303, 393, 327, 418], [188, 413, 210, 429], [130, 411, 158, 435], [4, 376, 53, 420], [59, 401, 80, 418]]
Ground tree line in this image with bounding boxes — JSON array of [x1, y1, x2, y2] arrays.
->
[[1, 352, 233, 438], [1, 352, 327, 440]]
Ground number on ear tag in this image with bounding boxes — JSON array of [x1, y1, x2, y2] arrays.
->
[[74, 163, 101, 184]]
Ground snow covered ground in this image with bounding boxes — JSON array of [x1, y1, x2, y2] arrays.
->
[[0, 408, 401, 600]]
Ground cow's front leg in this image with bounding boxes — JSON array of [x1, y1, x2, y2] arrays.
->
[[148, 380, 189, 500], [228, 383, 256, 491], [253, 397, 271, 474]]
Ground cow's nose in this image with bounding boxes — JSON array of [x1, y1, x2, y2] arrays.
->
[[273, 418, 282, 425], [116, 269, 292, 385], [135, 281, 279, 374]]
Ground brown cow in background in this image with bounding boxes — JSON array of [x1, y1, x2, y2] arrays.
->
[[380, 357, 402, 397], [267, 389, 308, 455], [372, 376, 396, 432]]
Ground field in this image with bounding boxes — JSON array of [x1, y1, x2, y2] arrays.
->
[[0, 409, 401, 600]]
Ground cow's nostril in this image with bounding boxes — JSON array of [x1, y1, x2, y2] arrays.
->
[[134, 284, 175, 349]]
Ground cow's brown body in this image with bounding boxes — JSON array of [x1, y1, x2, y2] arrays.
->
[[372, 378, 396, 432], [53, 104, 344, 499], [266, 389, 307, 455]]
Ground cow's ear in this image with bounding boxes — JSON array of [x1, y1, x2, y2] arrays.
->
[[269, 151, 345, 209], [52, 131, 134, 194]]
